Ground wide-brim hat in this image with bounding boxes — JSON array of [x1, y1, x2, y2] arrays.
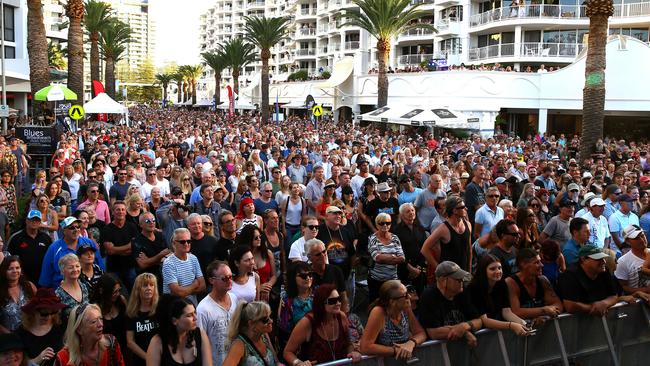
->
[[21, 288, 66, 314]]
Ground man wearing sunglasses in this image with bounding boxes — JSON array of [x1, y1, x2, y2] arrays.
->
[[133, 212, 170, 284], [197, 260, 237, 366], [39, 216, 105, 288], [306, 238, 349, 311], [162, 228, 205, 305], [489, 219, 520, 278]]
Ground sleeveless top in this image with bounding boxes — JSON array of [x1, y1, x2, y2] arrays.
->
[[231, 274, 257, 302], [161, 329, 202, 366], [238, 334, 276, 366], [0, 287, 27, 332], [510, 275, 545, 309], [257, 258, 272, 285], [299, 314, 349, 364], [377, 310, 410, 346], [285, 198, 303, 226], [441, 220, 471, 271], [238, 215, 260, 234]]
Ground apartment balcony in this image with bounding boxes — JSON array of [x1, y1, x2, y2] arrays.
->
[[329, 0, 342, 10], [296, 28, 317, 38], [328, 23, 339, 34], [397, 53, 435, 66], [410, 0, 435, 7], [435, 18, 461, 36], [317, 24, 329, 35], [435, 0, 460, 6], [398, 27, 436, 41], [247, 0, 266, 9], [468, 42, 585, 62], [470, 5, 587, 28], [295, 49, 317, 58], [298, 8, 318, 19], [344, 41, 360, 50], [341, 0, 357, 8], [613, 2, 650, 18], [329, 43, 341, 53]]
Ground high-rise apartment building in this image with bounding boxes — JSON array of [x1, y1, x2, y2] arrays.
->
[[108, 0, 156, 70]]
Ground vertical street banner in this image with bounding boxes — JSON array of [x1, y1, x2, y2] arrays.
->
[[227, 85, 235, 118]]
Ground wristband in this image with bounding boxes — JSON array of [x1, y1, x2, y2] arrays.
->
[[292, 359, 301, 366]]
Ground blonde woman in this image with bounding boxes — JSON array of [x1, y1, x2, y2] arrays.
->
[[249, 150, 268, 181], [169, 166, 183, 190], [179, 172, 194, 203], [223, 301, 279, 366], [201, 214, 215, 237], [32, 170, 48, 196], [229, 164, 244, 192], [35, 194, 59, 241], [126, 273, 159, 366], [125, 193, 146, 227], [54, 303, 125, 365]]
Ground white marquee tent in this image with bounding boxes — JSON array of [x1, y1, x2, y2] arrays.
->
[[83, 93, 127, 114], [360, 105, 478, 129]]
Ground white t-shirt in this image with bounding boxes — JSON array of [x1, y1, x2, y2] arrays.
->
[[288, 237, 308, 262], [197, 292, 238, 366], [583, 212, 611, 249], [614, 250, 650, 289]]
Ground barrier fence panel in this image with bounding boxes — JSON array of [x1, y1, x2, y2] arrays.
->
[[318, 301, 650, 366]]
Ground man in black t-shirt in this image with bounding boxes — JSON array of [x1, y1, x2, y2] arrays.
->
[[7, 211, 52, 283], [307, 238, 348, 309], [102, 201, 139, 288], [419, 261, 480, 347], [133, 212, 170, 283], [215, 211, 237, 261], [489, 219, 519, 278], [316, 206, 356, 279], [464, 164, 489, 224], [188, 213, 219, 276], [364, 182, 400, 231]]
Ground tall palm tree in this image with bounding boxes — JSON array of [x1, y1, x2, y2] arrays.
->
[[172, 72, 185, 104], [85, 0, 113, 90], [47, 41, 67, 70], [65, 0, 86, 104], [26, 0, 51, 114], [343, 0, 435, 107], [243, 16, 290, 123], [154, 73, 175, 107], [219, 38, 257, 95], [201, 51, 227, 107], [182, 65, 204, 106], [99, 19, 132, 99], [178, 66, 191, 102], [580, 0, 614, 161]]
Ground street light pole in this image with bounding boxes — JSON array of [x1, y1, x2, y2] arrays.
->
[[1, 0, 8, 135]]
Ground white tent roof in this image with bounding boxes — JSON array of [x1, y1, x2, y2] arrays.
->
[[193, 99, 213, 107], [217, 101, 257, 110], [282, 100, 307, 109], [360, 105, 478, 129], [83, 93, 126, 114], [320, 56, 354, 88]]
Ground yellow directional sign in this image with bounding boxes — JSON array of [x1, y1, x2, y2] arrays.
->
[[68, 104, 85, 120], [312, 104, 323, 117]]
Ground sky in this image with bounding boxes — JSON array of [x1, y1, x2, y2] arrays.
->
[[152, 0, 213, 68]]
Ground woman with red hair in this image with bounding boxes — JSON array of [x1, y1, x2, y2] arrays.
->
[[283, 284, 361, 366], [235, 197, 263, 234]]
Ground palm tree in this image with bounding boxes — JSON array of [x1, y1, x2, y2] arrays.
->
[[26, 0, 51, 113], [219, 37, 257, 95], [154, 73, 175, 107], [343, 0, 435, 107], [99, 19, 132, 99], [182, 65, 204, 106], [172, 72, 185, 104], [580, 0, 614, 161], [47, 41, 68, 70], [178, 66, 191, 102], [201, 51, 227, 107], [85, 0, 113, 91], [243, 16, 290, 124], [65, 0, 86, 103]]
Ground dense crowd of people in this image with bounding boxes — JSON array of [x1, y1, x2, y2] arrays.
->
[[1, 106, 650, 366]]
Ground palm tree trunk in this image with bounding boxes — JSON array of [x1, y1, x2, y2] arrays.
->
[[214, 74, 221, 108], [261, 49, 271, 124], [376, 39, 390, 107], [105, 57, 116, 99], [162, 83, 168, 106], [27, 0, 50, 116], [580, 11, 610, 161], [66, 0, 85, 104], [192, 81, 197, 105], [233, 71, 240, 96], [90, 32, 101, 88], [177, 83, 182, 103]]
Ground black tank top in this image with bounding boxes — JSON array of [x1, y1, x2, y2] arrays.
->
[[161, 329, 202, 366], [441, 220, 471, 271], [510, 275, 545, 309]]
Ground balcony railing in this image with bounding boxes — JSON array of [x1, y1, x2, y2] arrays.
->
[[329, 44, 341, 52], [247, 0, 265, 7], [318, 24, 329, 33], [397, 53, 435, 65], [300, 8, 318, 15], [298, 28, 316, 36], [344, 41, 360, 50], [613, 1, 650, 17], [400, 28, 436, 37], [468, 42, 584, 61], [295, 49, 317, 56], [410, 0, 434, 5]]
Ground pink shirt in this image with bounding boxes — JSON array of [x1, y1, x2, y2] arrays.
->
[[78, 199, 111, 224]]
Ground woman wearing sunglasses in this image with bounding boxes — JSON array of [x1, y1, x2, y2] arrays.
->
[[284, 284, 361, 366], [367, 213, 405, 303], [223, 301, 279, 366], [16, 288, 65, 366], [360, 280, 425, 361], [278, 262, 314, 351]]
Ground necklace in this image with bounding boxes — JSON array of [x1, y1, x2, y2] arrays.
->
[[322, 318, 337, 361]]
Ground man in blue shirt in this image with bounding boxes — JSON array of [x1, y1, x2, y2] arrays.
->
[[39, 216, 105, 288], [562, 217, 590, 266]]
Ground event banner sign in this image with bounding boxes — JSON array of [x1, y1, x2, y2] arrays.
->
[[16, 127, 57, 155]]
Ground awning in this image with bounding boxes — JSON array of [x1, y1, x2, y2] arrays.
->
[[241, 73, 261, 97], [320, 56, 354, 88], [217, 102, 257, 110], [360, 105, 479, 129], [193, 99, 213, 107], [282, 100, 307, 109]]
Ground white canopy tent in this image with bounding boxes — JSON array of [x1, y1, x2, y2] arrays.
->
[[282, 100, 307, 109], [217, 101, 257, 110], [83, 93, 127, 114], [360, 105, 478, 129], [193, 99, 213, 107]]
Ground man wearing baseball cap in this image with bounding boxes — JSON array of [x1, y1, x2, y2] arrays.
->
[[557, 245, 619, 316], [38, 216, 105, 288], [614, 225, 650, 300], [581, 197, 611, 250], [608, 193, 639, 258], [6, 210, 52, 283]]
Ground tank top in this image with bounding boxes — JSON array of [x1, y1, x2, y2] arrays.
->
[[231, 274, 257, 302], [238, 215, 260, 234], [299, 314, 349, 363], [257, 258, 272, 285], [238, 334, 276, 366], [286, 198, 303, 226], [377, 310, 410, 346], [161, 329, 202, 366], [510, 274, 545, 309], [441, 220, 471, 271]]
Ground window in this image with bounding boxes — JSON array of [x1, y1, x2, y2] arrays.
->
[[439, 38, 462, 54], [3, 5, 15, 42], [440, 6, 463, 21], [609, 28, 649, 42], [4, 46, 15, 59]]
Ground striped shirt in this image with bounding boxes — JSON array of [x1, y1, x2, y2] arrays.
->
[[368, 233, 404, 281], [162, 253, 204, 305]]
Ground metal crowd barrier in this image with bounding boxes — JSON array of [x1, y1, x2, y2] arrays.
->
[[321, 300, 650, 366]]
